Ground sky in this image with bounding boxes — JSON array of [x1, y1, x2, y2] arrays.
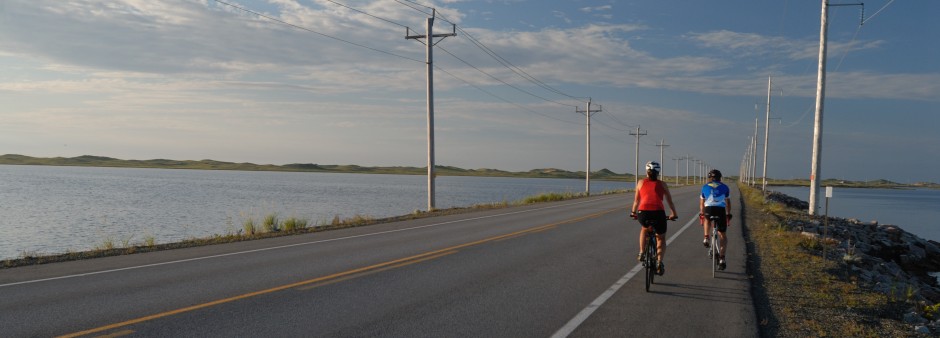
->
[[0, 0, 938, 183]]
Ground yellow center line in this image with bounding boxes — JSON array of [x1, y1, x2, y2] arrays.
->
[[93, 330, 134, 338], [58, 207, 619, 338], [495, 225, 557, 242], [296, 250, 459, 290]]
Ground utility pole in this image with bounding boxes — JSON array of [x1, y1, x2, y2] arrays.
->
[[656, 139, 670, 168], [630, 126, 647, 184], [685, 155, 692, 185], [674, 157, 683, 185], [406, 9, 455, 211], [744, 138, 752, 185], [809, 0, 829, 215], [809, 0, 863, 215], [577, 99, 601, 195], [762, 75, 781, 193], [752, 117, 759, 187]]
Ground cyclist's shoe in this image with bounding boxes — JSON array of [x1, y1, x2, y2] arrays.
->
[[656, 261, 665, 276], [718, 258, 726, 270], [637, 252, 645, 262], [703, 237, 710, 248]]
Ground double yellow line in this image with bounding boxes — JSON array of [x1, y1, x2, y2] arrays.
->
[[59, 207, 620, 338]]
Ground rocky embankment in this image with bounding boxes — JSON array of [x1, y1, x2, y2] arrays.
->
[[766, 190, 940, 335]]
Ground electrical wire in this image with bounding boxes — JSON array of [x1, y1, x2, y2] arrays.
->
[[322, 0, 409, 28], [395, 0, 434, 16], [862, 0, 895, 25], [213, 0, 424, 63], [434, 66, 581, 125], [398, 0, 587, 104], [455, 25, 587, 102], [437, 46, 578, 109]]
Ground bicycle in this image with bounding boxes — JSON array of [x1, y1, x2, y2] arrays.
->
[[641, 223, 658, 292], [703, 213, 731, 277], [705, 214, 720, 278], [634, 214, 676, 292]]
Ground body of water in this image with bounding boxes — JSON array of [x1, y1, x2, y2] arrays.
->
[[0, 165, 632, 261], [771, 186, 940, 242]]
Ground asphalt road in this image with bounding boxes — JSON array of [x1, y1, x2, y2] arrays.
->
[[0, 185, 757, 337]]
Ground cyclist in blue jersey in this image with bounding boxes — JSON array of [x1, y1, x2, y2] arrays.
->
[[700, 169, 732, 270]]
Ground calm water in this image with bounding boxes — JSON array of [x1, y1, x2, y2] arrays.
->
[[771, 186, 940, 242], [0, 165, 632, 260]]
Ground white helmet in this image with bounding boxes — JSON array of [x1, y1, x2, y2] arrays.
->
[[645, 161, 660, 173]]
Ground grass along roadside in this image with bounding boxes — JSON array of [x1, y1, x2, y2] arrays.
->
[[740, 183, 923, 337], [2, 189, 627, 269]]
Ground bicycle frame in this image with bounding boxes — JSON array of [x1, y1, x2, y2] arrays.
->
[[705, 215, 721, 277], [643, 226, 657, 292]]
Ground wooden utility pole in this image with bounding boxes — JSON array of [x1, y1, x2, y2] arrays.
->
[[630, 126, 647, 184], [406, 9, 455, 211], [577, 99, 601, 195]]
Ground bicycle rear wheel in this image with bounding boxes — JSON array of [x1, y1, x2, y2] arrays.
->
[[645, 234, 656, 292], [711, 227, 719, 278]]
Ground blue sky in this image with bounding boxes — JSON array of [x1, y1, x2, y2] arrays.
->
[[1, 0, 937, 183]]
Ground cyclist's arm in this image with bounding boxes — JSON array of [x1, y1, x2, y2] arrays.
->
[[699, 196, 705, 216], [725, 196, 732, 216], [663, 183, 677, 219], [631, 180, 643, 214]]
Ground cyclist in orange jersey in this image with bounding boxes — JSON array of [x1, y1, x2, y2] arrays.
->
[[630, 161, 678, 275]]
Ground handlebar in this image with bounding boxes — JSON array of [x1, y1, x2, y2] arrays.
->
[[630, 212, 678, 221]]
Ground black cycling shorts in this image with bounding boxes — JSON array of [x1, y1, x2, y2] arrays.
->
[[703, 206, 728, 232], [636, 210, 667, 235]]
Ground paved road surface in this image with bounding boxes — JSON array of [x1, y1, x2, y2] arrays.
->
[[0, 185, 757, 337]]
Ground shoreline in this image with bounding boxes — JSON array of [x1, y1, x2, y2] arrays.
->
[[749, 187, 940, 335], [1, 190, 626, 268], [4, 154, 937, 188]]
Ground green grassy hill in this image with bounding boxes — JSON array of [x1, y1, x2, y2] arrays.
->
[[0, 154, 635, 181]]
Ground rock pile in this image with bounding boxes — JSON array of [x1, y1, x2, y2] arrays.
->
[[765, 190, 809, 210], [771, 191, 940, 334]]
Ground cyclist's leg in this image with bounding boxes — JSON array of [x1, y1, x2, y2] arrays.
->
[[655, 232, 666, 261], [638, 225, 648, 260], [652, 211, 667, 264], [715, 207, 728, 258], [718, 230, 727, 257]]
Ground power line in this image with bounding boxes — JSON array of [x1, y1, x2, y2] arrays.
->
[[454, 26, 586, 102], [434, 66, 580, 125], [212, 0, 424, 63], [437, 46, 577, 109], [435, 16, 586, 103], [862, 0, 895, 25], [322, 0, 409, 28], [394, 0, 434, 16], [398, 0, 587, 104]]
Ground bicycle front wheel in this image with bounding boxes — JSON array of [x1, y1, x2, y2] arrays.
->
[[645, 236, 656, 291]]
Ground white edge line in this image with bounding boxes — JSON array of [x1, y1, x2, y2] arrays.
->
[[1, 196, 620, 288], [550, 216, 699, 338]]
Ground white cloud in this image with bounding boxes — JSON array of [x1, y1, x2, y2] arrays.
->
[[579, 5, 612, 13], [687, 30, 885, 61]]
